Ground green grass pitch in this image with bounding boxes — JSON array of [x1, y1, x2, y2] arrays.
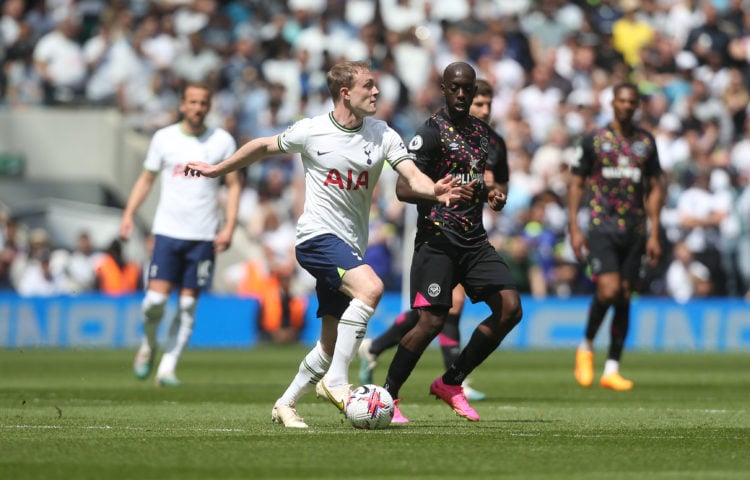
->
[[1, 346, 748, 479]]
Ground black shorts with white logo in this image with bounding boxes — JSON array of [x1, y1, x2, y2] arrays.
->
[[409, 239, 515, 309], [586, 230, 646, 282]]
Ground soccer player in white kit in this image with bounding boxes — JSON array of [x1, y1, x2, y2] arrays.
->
[[184, 61, 472, 428], [120, 82, 242, 386]]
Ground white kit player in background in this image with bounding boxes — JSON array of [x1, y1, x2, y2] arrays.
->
[[184, 61, 471, 428], [120, 82, 241, 387]]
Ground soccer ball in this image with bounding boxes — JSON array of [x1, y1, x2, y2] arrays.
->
[[345, 384, 394, 430]]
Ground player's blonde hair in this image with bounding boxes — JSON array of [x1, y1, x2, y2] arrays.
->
[[327, 61, 372, 102]]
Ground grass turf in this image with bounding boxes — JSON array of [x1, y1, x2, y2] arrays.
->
[[1, 346, 748, 479]]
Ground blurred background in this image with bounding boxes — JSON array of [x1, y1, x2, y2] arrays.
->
[[1, 0, 749, 349]]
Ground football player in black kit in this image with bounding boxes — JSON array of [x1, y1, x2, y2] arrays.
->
[[358, 79, 507, 422], [568, 82, 665, 391], [382, 62, 522, 422]]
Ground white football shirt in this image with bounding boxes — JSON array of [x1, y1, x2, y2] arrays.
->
[[144, 123, 237, 241], [279, 112, 411, 255]]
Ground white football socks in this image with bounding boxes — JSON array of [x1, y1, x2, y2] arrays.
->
[[157, 295, 196, 377], [141, 290, 168, 350], [603, 359, 620, 376], [325, 298, 374, 387], [278, 341, 332, 406]]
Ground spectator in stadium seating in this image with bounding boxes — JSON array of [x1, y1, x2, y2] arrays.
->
[[721, 68, 750, 143], [236, 205, 308, 345], [521, 193, 562, 299], [683, 1, 732, 67], [517, 63, 565, 145], [6, 0, 750, 309], [666, 239, 712, 303], [120, 81, 241, 387], [611, 0, 654, 69], [95, 238, 141, 296], [676, 166, 729, 295], [672, 77, 734, 148], [66, 231, 99, 293], [82, 7, 138, 106], [183, 60, 467, 429], [10, 227, 51, 289], [476, 31, 526, 99], [172, 30, 222, 85], [520, 0, 580, 64], [17, 248, 70, 297], [32, 11, 86, 105], [569, 82, 665, 392], [236, 255, 307, 345], [1, 0, 25, 52], [730, 110, 750, 184], [530, 122, 574, 197]]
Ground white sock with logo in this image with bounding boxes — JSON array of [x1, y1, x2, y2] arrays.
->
[[278, 342, 331, 406], [326, 298, 374, 387]]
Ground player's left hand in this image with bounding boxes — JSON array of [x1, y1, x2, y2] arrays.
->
[[184, 162, 219, 178], [214, 228, 233, 253], [488, 188, 506, 212]]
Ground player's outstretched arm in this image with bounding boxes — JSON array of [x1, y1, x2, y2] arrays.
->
[[394, 160, 473, 206], [184, 136, 282, 178]]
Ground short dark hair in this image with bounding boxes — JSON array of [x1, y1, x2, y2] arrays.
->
[[475, 79, 493, 97], [613, 82, 639, 99]]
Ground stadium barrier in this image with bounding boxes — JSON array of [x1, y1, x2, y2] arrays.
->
[[1, 292, 749, 351]]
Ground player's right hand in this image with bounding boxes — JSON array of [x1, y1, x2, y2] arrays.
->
[[436, 175, 475, 206]]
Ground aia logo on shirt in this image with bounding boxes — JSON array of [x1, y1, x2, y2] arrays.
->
[[324, 169, 369, 190]]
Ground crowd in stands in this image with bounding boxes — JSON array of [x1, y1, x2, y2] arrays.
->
[[0, 214, 144, 296], [2, 0, 750, 306]]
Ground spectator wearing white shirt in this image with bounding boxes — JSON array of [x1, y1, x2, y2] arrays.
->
[[83, 8, 139, 105], [730, 112, 750, 185], [33, 11, 87, 105], [666, 240, 712, 303], [676, 166, 728, 295], [517, 63, 564, 144], [17, 249, 71, 297]]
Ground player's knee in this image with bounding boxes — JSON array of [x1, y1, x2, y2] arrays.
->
[[347, 274, 383, 307], [596, 286, 621, 304], [418, 309, 446, 337], [366, 275, 385, 305], [500, 292, 523, 328], [142, 290, 168, 322]]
